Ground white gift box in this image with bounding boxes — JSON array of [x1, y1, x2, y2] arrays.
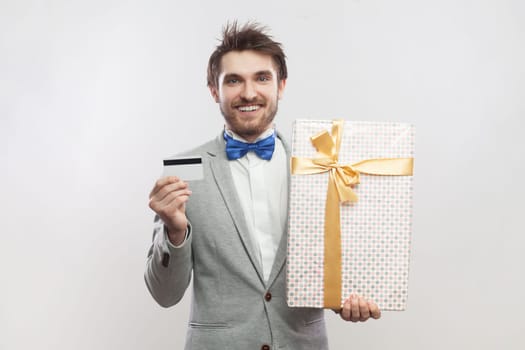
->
[[287, 119, 415, 310]]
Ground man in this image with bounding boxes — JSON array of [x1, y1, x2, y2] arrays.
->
[[145, 22, 381, 350]]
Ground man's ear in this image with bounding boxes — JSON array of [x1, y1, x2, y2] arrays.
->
[[277, 79, 287, 100], [209, 85, 220, 103]]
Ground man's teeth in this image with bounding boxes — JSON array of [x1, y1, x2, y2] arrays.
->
[[238, 105, 259, 112]]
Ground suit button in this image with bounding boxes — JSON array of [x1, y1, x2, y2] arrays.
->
[[264, 292, 272, 302], [261, 345, 270, 350], [162, 253, 170, 267]]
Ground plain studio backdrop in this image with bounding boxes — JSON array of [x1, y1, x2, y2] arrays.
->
[[2, 0, 524, 349]]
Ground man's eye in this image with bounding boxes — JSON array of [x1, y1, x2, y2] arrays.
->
[[257, 76, 270, 82], [226, 79, 239, 84]]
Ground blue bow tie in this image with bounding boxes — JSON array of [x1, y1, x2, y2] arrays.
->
[[224, 131, 275, 160]]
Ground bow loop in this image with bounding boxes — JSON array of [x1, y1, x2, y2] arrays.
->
[[311, 130, 336, 159]]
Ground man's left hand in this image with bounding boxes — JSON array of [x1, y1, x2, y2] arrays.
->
[[335, 294, 381, 322]]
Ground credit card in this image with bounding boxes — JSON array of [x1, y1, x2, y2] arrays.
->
[[162, 155, 203, 181]]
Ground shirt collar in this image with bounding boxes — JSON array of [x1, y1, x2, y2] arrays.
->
[[224, 126, 276, 143]]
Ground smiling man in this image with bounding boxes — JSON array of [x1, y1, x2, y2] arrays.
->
[[211, 49, 285, 142], [145, 22, 380, 350]]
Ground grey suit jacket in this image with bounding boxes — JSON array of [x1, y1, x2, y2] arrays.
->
[[145, 132, 329, 350]]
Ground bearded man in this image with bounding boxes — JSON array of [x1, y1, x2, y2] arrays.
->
[[145, 22, 380, 350]]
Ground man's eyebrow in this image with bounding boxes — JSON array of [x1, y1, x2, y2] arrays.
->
[[223, 70, 274, 78], [223, 73, 242, 79], [255, 70, 274, 76]]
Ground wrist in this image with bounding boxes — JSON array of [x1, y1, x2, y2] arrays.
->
[[166, 226, 186, 246]]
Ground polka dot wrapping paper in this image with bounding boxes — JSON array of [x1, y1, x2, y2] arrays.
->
[[286, 120, 415, 310]]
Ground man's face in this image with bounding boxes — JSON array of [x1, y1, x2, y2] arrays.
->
[[210, 50, 286, 142]]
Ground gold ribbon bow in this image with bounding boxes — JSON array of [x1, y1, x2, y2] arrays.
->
[[291, 120, 414, 308]]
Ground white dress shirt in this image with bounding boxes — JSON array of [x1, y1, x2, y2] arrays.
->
[[225, 128, 289, 282]]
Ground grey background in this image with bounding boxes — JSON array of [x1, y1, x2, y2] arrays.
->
[[2, 0, 524, 349]]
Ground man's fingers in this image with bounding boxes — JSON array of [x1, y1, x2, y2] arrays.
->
[[149, 176, 182, 198], [368, 300, 381, 319], [350, 295, 360, 322], [340, 298, 351, 321], [150, 176, 180, 197], [154, 182, 189, 203], [161, 191, 191, 210], [339, 295, 382, 323], [150, 178, 188, 203], [150, 189, 191, 213], [358, 296, 370, 321]]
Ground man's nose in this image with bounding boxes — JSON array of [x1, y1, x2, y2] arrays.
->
[[240, 81, 257, 100]]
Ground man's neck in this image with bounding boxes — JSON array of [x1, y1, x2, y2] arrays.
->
[[225, 126, 275, 143]]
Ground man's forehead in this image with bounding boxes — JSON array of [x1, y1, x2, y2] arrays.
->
[[219, 50, 278, 76]]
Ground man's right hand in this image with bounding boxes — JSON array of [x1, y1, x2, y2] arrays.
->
[[149, 176, 192, 246]]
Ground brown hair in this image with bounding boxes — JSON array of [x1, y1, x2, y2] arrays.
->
[[207, 21, 288, 88]]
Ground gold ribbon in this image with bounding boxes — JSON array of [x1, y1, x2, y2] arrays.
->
[[291, 120, 414, 308]]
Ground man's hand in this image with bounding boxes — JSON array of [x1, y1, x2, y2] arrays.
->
[[149, 176, 192, 245], [335, 294, 381, 322]]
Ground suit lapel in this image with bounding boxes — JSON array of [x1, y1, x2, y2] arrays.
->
[[206, 134, 266, 284], [267, 131, 291, 287]]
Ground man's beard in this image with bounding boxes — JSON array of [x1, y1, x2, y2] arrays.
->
[[220, 99, 279, 140]]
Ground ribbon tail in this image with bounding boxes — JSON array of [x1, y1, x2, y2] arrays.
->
[[324, 173, 342, 308], [352, 158, 414, 176]]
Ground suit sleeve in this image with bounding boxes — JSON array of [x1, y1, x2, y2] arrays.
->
[[144, 214, 193, 307]]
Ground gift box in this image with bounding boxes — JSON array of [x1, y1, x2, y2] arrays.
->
[[286, 119, 415, 310]]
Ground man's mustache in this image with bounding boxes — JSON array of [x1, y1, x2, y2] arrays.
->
[[233, 98, 266, 106]]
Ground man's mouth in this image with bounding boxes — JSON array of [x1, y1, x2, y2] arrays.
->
[[236, 105, 261, 112]]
